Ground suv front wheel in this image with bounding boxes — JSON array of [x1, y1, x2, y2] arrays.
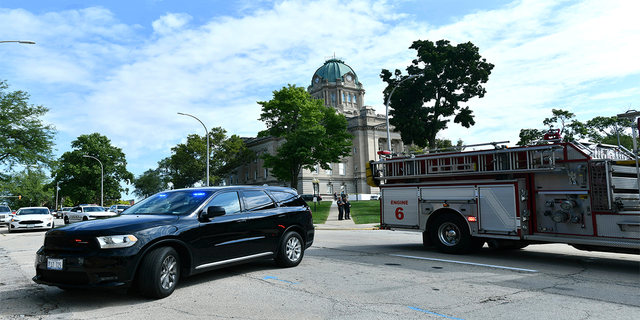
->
[[139, 247, 180, 299], [275, 231, 304, 267]]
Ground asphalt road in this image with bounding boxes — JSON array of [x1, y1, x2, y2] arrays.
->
[[1, 220, 639, 320]]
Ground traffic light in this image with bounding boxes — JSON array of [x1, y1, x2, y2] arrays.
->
[[18, 195, 21, 199]]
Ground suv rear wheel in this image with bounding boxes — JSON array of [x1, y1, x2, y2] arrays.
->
[[275, 231, 304, 267]]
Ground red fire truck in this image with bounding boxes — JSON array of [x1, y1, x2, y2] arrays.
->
[[366, 117, 640, 255]]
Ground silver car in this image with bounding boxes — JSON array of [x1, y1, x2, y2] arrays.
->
[[63, 205, 118, 224], [0, 205, 12, 226]]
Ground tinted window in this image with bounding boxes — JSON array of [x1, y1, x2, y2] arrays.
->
[[206, 192, 241, 215], [125, 190, 213, 215], [0, 206, 10, 212], [271, 191, 306, 207], [243, 190, 276, 211], [84, 206, 105, 212]]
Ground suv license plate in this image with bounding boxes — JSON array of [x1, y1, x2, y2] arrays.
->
[[47, 258, 64, 270]]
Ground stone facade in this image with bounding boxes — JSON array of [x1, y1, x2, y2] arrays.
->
[[233, 59, 405, 199]]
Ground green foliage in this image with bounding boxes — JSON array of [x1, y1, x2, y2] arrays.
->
[[380, 39, 494, 149], [52, 133, 134, 205], [257, 84, 354, 190], [0, 167, 53, 208], [133, 169, 167, 199], [159, 127, 254, 189], [0, 80, 56, 170], [309, 200, 332, 224], [518, 110, 634, 150]]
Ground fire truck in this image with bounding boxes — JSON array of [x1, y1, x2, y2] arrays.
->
[[366, 115, 640, 255]]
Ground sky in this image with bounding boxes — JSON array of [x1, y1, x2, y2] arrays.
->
[[1, 0, 639, 198]]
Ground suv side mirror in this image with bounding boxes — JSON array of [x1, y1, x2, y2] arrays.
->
[[206, 206, 226, 218]]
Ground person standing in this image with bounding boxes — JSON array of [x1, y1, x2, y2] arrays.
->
[[337, 197, 344, 220], [343, 198, 351, 220]]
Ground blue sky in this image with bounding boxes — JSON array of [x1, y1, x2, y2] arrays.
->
[[1, 0, 639, 198]]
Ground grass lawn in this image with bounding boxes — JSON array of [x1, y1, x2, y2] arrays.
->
[[349, 200, 381, 224], [309, 200, 332, 224]]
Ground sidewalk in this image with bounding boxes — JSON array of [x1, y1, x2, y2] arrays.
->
[[315, 200, 379, 230]]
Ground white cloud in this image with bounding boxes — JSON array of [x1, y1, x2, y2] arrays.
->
[[1, 0, 639, 176]]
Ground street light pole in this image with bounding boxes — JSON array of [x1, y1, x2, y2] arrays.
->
[[178, 112, 209, 186], [83, 155, 103, 207], [385, 74, 420, 152], [55, 182, 59, 211], [0, 40, 36, 44]]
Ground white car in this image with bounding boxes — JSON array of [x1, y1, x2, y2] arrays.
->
[[107, 204, 131, 214], [7, 207, 54, 233], [64, 205, 118, 224]]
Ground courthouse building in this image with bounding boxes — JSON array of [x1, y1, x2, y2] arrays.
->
[[233, 59, 405, 199]]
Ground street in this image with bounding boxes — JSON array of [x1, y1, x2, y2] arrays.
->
[[1, 220, 639, 320]]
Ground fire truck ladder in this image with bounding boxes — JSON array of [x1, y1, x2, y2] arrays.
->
[[374, 144, 563, 180]]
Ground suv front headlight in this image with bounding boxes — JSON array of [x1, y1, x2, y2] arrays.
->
[[96, 235, 138, 249]]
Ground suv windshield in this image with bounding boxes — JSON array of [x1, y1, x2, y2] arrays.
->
[[124, 190, 213, 215], [0, 206, 10, 212]]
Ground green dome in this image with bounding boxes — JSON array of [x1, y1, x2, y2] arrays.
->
[[312, 59, 360, 85]]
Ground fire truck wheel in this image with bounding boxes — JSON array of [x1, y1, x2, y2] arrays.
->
[[430, 213, 473, 254]]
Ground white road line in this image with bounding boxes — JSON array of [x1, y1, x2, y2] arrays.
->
[[391, 254, 539, 272]]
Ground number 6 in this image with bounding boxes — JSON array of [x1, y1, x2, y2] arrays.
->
[[395, 207, 404, 220]]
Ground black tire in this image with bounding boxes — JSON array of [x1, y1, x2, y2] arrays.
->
[[275, 231, 304, 268], [82, 216, 88, 221], [429, 213, 474, 254], [138, 247, 180, 299], [422, 230, 432, 248], [64, 216, 69, 224]]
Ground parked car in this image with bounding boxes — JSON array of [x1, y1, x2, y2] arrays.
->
[[0, 205, 12, 226], [300, 194, 322, 202], [55, 207, 72, 219], [63, 205, 117, 224], [7, 207, 54, 233], [33, 186, 315, 298], [107, 204, 131, 214]]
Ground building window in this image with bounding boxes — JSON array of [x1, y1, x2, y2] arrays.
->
[[264, 168, 268, 178], [339, 163, 345, 175], [348, 94, 352, 103], [327, 184, 333, 195], [353, 147, 356, 154], [325, 163, 332, 175], [331, 93, 335, 101], [353, 95, 357, 103], [342, 93, 346, 102], [311, 164, 319, 174], [245, 172, 248, 182], [230, 175, 233, 185], [254, 170, 258, 181]]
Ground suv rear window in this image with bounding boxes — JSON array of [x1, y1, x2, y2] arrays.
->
[[271, 191, 306, 207]]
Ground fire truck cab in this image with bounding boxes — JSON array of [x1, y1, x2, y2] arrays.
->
[[367, 130, 640, 255]]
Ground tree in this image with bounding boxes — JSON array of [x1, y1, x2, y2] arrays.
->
[[0, 80, 56, 170], [0, 167, 53, 208], [52, 133, 134, 205], [133, 169, 167, 199], [159, 127, 254, 189], [380, 39, 494, 149], [517, 110, 634, 150], [257, 84, 354, 190]]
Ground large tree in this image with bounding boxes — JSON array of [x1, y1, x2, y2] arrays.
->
[[52, 133, 134, 205], [257, 84, 354, 190], [159, 127, 254, 189], [0, 80, 56, 171], [0, 167, 53, 208], [380, 39, 494, 149], [133, 169, 167, 199]]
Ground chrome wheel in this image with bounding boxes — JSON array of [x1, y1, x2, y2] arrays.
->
[[160, 254, 178, 290], [438, 221, 460, 246], [285, 236, 302, 262]]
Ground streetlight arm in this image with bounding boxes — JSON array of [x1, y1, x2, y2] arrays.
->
[[178, 112, 210, 186], [83, 155, 104, 207], [385, 74, 421, 152], [0, 40, 36, 44]]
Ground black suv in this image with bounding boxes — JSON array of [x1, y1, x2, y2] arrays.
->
[[33, 186, 314, 298]]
